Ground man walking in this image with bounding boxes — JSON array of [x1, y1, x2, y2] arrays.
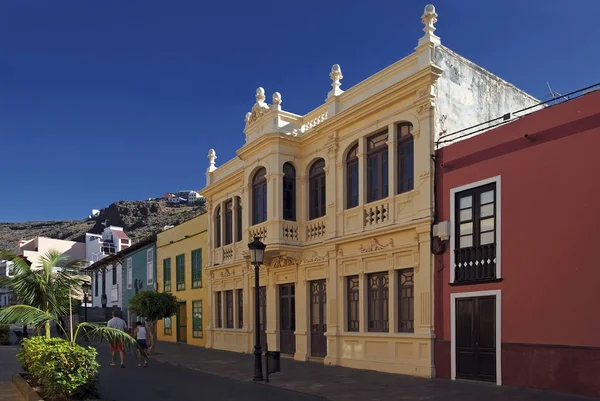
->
[[107, 311, 128, 368]]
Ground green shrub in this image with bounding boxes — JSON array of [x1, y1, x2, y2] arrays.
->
[[17, 336, 99, 400], [0, 325, 10, 344]]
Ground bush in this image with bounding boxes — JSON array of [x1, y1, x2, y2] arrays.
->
[[17, 336, 99, 400], [0, 324, 10, 344]]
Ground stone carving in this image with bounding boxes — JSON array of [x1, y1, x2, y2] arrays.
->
[[330, 64, 343, 92], [417, 87, 429, 98], [421, 4, 438, 36], [337, 248, 344, 257], [209, 271, 215, 279], [328, 201, 335, 208], [301, 251, 327, 265], [272, 92, 282, 105], [416, 103, 434, 115], [270, 255, 298, 269], [207, 149, 217, 173], [245, 87, 271, 124], [220, 268, 235, 278], [359, 238, 394, 253]]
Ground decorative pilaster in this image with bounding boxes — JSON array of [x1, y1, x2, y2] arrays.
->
[[294, 268, 308, 362]]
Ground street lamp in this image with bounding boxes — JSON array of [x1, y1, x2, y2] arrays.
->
[[82, 282, 90, 322], [248, 236, 266, 382]]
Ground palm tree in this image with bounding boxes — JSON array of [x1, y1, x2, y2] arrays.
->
[[0, 250, 136, 350]]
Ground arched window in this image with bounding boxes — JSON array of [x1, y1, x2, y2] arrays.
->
[[252, 168, 267, 225], [397, 123, 414, 194], [346, 144, 359, 209], [309, 159, 326, 220], [367, 130, 389, 203], [282, 163, 296, 221], [235, 197, 242, 242], [215, 205, 221, 248], [224, 199, 233, 245]]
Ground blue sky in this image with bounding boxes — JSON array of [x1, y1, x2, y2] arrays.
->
[[1, 0, 598, 222]]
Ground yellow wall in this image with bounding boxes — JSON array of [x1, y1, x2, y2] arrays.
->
[[156, 213, 209, 347]]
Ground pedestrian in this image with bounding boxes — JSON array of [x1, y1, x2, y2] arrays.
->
[[133, 321, 149, 368], [107, 311, 128, 368]]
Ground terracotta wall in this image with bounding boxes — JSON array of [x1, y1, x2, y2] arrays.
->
[[433, 89, 600, 397]]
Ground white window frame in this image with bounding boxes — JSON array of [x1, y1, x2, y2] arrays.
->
[[126, 257, 132, 290], [449, 175, 502, 283], [450, 289, 502, 386], [146, 248, 154, 285]]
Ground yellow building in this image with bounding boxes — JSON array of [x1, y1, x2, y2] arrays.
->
[[156, 213, 209, 346], [201, 5, 537, 378]]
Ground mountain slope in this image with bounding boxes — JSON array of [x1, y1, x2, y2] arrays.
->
[[0, 200, 206, 253]]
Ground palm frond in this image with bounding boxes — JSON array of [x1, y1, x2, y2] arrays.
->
[[76, 323, 139, 352], [0, 305, 53, 327]]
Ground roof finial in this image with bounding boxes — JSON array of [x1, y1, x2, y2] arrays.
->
[[272, 92, 282, 105], [207, 149, 217, 173], [422, 4, 438, 37], [256, 87, 266, 103], [328, 64, 344, 98]]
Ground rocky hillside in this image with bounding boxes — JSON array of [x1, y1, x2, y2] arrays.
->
[[0, 200, 206, 252]]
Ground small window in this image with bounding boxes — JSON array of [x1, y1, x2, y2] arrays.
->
[[176, 254, 185, 291], [347, 275, 359, 332], [215, 206, 222, 248], [283, 163, 296, 221], [146, 248, 154, 285], [235, 197, 243, 242], [224, 200, 233, 245], [215, 292, 222, 328], [164, 316, 172, 336], [398, 269, 414, 333], [191, 249, 202, 288], [252, 168, 268, 225], [163, 258, 171, 292], [225, 290, 234, 328], [367, 130, 389, 203], [126, 258, 132, 290], [309, 159, 326, 220], [397, 123, 414, 194], [192, 300, 203, 338], [237, 289, 243, 328], [346, 144, 359, 209], [94, 271, 98, 296], [112, 264, 118, 286], [367, 272, 389, 332]]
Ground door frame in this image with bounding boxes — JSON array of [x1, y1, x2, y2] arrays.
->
[[309, 279, 327, 358], [177, 301, 187, 343], [451, 290, 501, 385]]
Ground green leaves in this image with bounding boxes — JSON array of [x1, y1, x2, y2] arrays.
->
[[0, 305, 53, 328], [129, 290, 179, 322], [75, 322, 138, 353]]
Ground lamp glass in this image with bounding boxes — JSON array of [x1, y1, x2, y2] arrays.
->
[[248, 236, 266, 265], [82, 282, 90, 294]]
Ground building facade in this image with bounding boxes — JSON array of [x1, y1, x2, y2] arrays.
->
[[433, 88, 600, 396], [120, 235, 157, 327], [17, 236, 86, 269], [156, 213, 209, 347], [86, 226, 130, 308], [202, 5, 537, 377]]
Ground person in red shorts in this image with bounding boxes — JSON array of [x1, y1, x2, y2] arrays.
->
[[107, 311, 128, 368]]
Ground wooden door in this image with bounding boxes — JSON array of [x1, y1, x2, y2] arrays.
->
[[279, 283, 296, 355], [456, 296, 496, 382], [177, 302, 187, 343], [259, 286, 266, 349], [310, 280, 327, 357]]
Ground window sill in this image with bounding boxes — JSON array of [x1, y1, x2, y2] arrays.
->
[[449, 278, 503, 287]]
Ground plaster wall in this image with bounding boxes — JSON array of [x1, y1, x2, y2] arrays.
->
[[434, 89, 600, 397]]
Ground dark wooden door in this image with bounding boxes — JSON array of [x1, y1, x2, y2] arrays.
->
[[456, 296, 496, 382], [177, 302, 187, 343], [259, 286, 266, 349], [279, 283, 296, 355], [310, 280, 327, 357]]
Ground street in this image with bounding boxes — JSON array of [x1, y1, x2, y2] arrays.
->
[[94, 345, 325, 401]]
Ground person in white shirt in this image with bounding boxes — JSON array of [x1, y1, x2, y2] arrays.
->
[[133, 321, 149, 367], [107, 311, 128, 368]]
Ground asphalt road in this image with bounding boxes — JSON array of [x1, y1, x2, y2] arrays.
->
[[94, 346, 326, 401]]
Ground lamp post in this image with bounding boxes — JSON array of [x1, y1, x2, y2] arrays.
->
[[248, 236, 266, 382], [82, 282, 90, 322]]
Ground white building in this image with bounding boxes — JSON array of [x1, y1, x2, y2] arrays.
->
[[0, 260, 13, 306], [85, 226, 130, 308], [177, 190, 201, 203]]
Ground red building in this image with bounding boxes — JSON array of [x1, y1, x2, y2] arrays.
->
[[433, 88, 600, 397]]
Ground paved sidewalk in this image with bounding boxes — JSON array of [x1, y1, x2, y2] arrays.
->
[[150, 341, 597, 401], [0, 346, 25, 401]]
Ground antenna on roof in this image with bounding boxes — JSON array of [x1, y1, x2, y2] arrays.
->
[[546, 82, 569, 103]]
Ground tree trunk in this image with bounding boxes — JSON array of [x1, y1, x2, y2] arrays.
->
[[147, 321, 157, 354], [45, 321, 51, 339]]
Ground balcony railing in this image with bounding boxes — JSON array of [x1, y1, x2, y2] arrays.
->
[[249, 222, 268, 242], [282, 221, 299, 242], [364, 200, 391, 227], [306, 217, 327, 242], [454, 244, 496, 283]]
